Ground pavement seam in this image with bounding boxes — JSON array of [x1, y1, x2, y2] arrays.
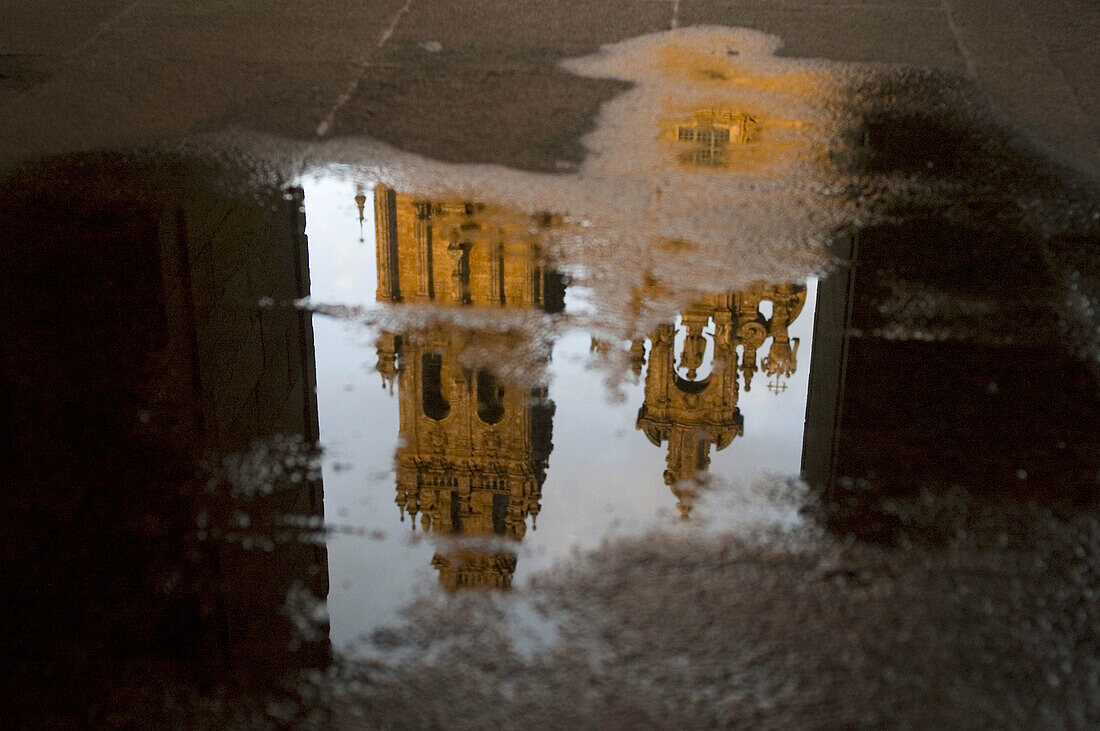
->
[[0, 0, 149, 108], [942, 0, 1098, 174], [938, 0, 979, 79], [315, 0, 414, 137], [1010, 0, 1093, 128], [66, 0, 148, 60]]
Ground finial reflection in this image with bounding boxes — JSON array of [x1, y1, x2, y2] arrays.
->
[[355, 186, 367, 244]]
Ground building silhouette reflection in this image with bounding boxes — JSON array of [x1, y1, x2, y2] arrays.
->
[[801, 222, 1100, 545], [1, 154, 330, 722], [372, 185, 562, 590]]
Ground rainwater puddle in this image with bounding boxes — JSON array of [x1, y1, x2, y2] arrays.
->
[[4, 26, 1100, 728], [303, 173, 820, 654]]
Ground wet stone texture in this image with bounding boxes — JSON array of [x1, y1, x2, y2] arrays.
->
[[1, 1, 1098, 172], [319, 520, 1100, 728], [1, 6, 1100, 730], [1, 155, 331, 727]]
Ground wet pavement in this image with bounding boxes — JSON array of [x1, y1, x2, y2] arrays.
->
[[3, 7, 1100, 730]]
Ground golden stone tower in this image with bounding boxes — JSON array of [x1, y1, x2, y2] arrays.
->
[[373, 185, 561, 590], [635, 283, 806, 515]]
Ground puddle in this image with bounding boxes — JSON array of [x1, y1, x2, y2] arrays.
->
[[3, 26, 1100, 728], [305, 172, 821, 650]]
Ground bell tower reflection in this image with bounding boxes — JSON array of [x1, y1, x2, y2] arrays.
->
[[373, 185, 561, 590], [635, 283, 806, 515]]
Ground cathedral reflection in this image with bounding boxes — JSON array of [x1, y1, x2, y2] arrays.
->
[[627, 101, 811, 514], [634, 283, 806, 515], [367, 96, 817, 570], [372, 185, 561, 590]]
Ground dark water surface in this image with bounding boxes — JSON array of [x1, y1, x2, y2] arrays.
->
[[4, 31, 1100, 728]]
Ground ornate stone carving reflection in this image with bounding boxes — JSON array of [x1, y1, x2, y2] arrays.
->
[[373, 186, 560, 590], [635, 283, 806, 515]]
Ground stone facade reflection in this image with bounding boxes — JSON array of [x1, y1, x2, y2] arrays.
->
[[635, 283, 806, 515], [374, 185, 560, 590], [664, 109, 759, 168], [658, 104, 813, 172]]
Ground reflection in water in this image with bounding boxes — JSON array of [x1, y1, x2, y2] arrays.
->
[[670, 109, 759, 167], [364, 181, 815, 579], [355, 85, 823, 586], [803, 229, 1100, 545], [635, 284, 806, 515], [5, 22, 1099, 726], [1, 156, 331, 722], [663, 107, 810, 171], [372, 184, 564, 311], [373, 187, 563, 589]]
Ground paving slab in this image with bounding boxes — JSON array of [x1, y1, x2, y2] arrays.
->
[[0, 57, 360, 161], [945, 0, 1100, 174], [0, 0, 408, 163], [383, 0, 675, 55], [0, 0, 139, 55], [0, 0, 1097, 175], [329, 53, 629, 169], [679, 0, 965, 66], [315, 0, 677, 167]]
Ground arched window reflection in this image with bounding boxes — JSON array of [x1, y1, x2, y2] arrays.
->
[[492, 493, 509, 535], [476, 370, 505, 424], [422, 353, 450, 420]]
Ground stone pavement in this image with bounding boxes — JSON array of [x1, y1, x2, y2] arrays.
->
[[1, 0, 1097, 172]]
